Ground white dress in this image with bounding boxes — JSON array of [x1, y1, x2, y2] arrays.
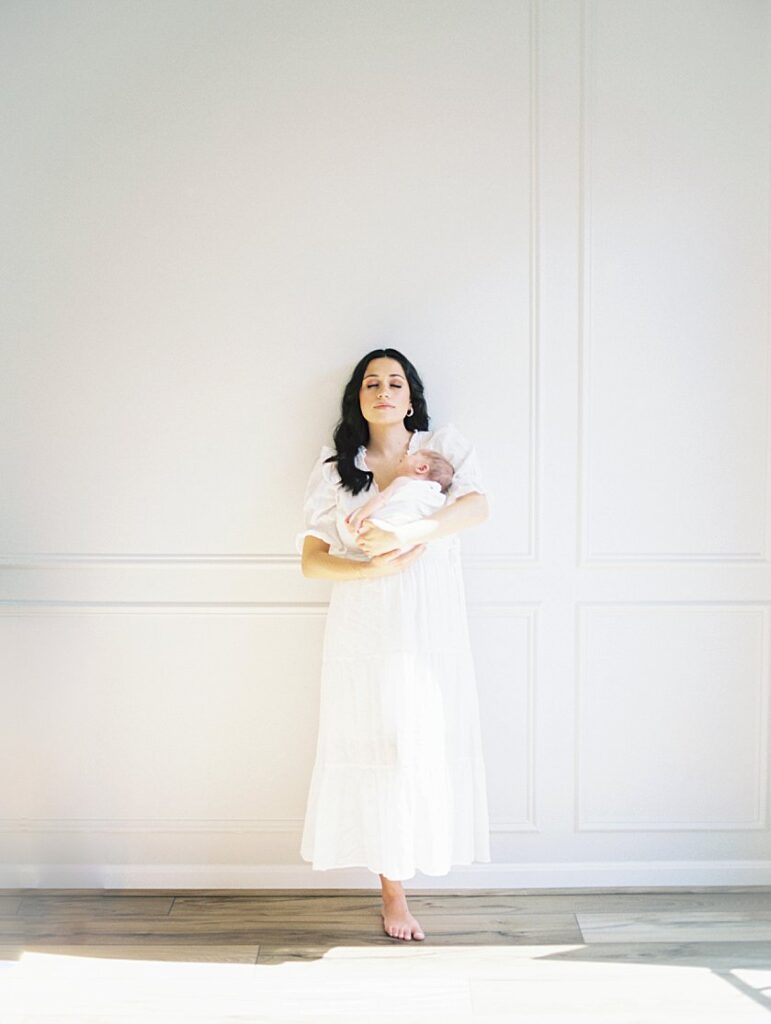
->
[[295, 422, 492, 880]]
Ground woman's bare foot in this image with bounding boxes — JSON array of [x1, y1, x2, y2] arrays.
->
[[379, 874, 425, 941]]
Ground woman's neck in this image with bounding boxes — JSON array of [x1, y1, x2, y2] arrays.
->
[[365, 425, 413, 459]]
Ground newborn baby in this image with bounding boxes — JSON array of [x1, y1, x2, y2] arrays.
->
[[344, 448, 455, 556]]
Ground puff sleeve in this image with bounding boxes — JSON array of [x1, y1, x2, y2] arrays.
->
[[294, 444, 340, 555], [432, 422, 490, 508]]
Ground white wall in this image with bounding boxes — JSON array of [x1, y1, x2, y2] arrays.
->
[[1, 0, 769, 888]]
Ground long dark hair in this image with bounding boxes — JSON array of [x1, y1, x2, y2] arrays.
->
[[325, 349, 430, 496]]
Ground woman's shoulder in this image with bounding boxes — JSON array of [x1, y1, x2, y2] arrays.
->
[[317, 442, 337, 468], [422, 422, 465, 447], [314, 443, 341, 482]]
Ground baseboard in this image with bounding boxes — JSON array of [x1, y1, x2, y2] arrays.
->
[[3, 860, 771, 891]]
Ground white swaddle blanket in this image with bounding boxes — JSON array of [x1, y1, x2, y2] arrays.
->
[[361, 477, 447, 554]]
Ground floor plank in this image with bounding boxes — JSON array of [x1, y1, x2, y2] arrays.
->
[[577, 911, 771, 943]]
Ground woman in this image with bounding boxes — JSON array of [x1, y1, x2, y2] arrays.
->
[[296, 349, 492, 941]]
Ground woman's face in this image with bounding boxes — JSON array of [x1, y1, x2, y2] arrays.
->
[[359, 357, 411, 426]]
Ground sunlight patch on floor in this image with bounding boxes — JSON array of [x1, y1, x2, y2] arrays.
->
[[1, 945, 770, 1022]]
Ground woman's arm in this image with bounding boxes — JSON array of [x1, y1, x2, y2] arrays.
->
[[345, 489, 388, 532], [378, 492, 489, 550], [346, 476, 412, 533], [300, 534, 426, 579]]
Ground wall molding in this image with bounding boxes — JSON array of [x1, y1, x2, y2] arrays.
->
[[577, 0, 771, 567]]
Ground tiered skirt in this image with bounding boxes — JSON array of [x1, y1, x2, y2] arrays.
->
[[300, 536, 491, 881]]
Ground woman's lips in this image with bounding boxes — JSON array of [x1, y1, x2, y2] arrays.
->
[[375, 404, 394, 408]]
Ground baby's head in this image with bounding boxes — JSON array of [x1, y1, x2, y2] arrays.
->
[[401, 449, 455, 494]]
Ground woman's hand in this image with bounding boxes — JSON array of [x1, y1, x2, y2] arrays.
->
[[353, 520, 402, 558], [366, 542, 427, 576], [344, 507, 369, 534]]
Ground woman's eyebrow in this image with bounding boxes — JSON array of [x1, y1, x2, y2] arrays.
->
[[364, 373, 405, 380]]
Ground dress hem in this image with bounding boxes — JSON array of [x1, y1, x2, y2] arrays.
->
[[300, 853, 492, 882]]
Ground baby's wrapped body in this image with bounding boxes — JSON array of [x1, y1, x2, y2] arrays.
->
[[350, 478, 447, 556]]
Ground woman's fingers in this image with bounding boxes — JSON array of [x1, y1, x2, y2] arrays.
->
[[391, 543, 426, 567], [405, 543, 427, 561], [371, 547, 402, 564]]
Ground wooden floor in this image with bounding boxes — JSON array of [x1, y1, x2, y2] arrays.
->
[[1, 887, 771, 1021]]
